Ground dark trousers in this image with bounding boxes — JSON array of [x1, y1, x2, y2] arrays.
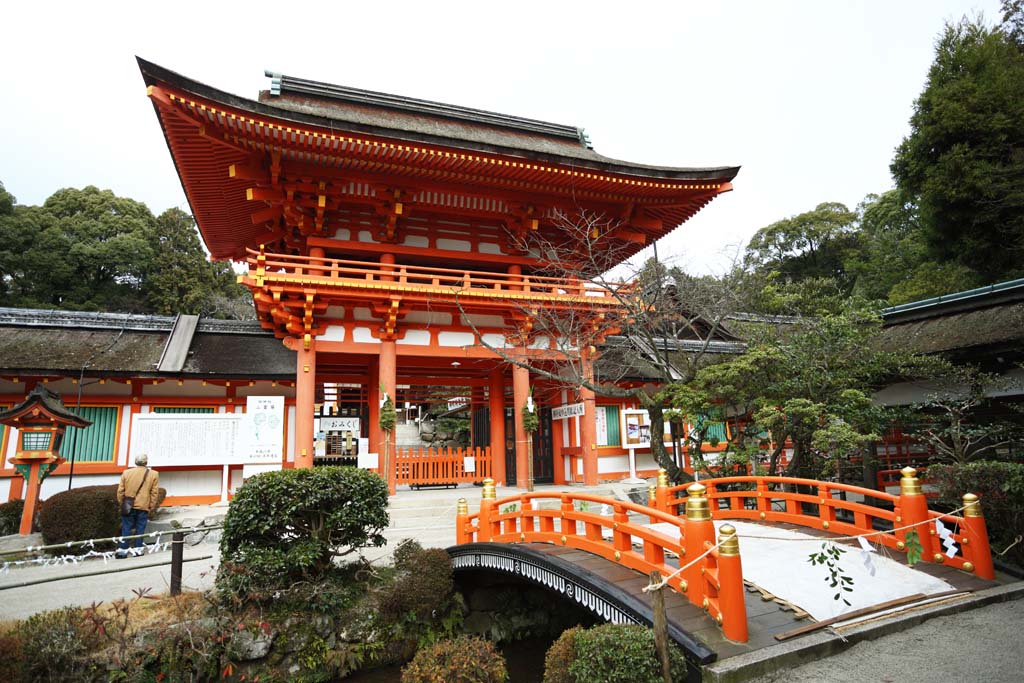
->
[[119, 509, 149, 550]]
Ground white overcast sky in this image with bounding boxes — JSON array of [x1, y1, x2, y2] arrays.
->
[[0, 1, 1003, 275]]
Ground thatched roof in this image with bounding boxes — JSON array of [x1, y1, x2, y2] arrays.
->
[[0, 307, 292, 379]]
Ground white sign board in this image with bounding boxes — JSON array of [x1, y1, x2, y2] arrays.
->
[[325, 417, 366, 432], [243, 396, 285, 463], [552, 402, 585, 420], [131, 413, 243, 467], [622, 409, 652, 450]]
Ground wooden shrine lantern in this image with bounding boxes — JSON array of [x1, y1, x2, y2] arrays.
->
[[0, 385, 91, 535]]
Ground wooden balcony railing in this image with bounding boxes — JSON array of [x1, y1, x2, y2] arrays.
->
[[244, 247, 629, 308]]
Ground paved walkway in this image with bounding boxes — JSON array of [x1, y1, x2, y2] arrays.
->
[[748, 597, 1024, 683]]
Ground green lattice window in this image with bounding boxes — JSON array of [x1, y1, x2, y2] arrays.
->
[[21, 431, 52, 451], [61, 406, 119, 462], [598, 406, 620, 447], [152, 406, 216, 414]]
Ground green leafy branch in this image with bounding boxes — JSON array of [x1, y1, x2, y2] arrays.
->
[[808, 541, 854, 606], [904, 529, 924, 566]]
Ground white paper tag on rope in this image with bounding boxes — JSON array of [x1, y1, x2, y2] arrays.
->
[[857, 536, 876, 552]]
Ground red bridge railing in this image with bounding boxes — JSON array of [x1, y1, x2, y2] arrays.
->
[[654, 467, 994, 580], [455, 482, 749, 642]]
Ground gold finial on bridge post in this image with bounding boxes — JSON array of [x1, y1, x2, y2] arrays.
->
[[457, 497, 469, 515], [482, 478, 496, 500], [455, 497, 470, 545], [648, 484, 657, 507], [899, 467, 922, 496], [685, 483, 711, 521], [657, 468, 669, 488], [961, 492, 994, 580], [718, 524, 740, 556]]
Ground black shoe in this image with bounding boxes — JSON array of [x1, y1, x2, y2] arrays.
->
[[115, 550, 128, 559]]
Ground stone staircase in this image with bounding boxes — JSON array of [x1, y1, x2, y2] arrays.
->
[[393, 421, 430, 449]]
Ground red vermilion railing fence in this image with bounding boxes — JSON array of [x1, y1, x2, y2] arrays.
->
[[655, 467, 994, 580], [455, 481, 749, 642], [394, 446, 492, 487]]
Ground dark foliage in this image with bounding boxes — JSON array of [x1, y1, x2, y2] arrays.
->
[[401, 635, 508, 683], [378, 547, 455, 622], [541, 626, 581, 683], [0, 498, 25, 535], [217, 466, 389, 602], [929, 460, 1024, 566], [565, 624, 688, 683], [38, 485, 120, 547]]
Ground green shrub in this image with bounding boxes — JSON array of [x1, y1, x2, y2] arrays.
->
[[541, 626, 580, 683], [563, 624, 688, 683], [929, 460, 1024, 566], [37, 484, 167, 548], [379, 547, 454, 622], [38, 485, 120, 547], [0, 498, 25, 535], [401, 635, 508, 683], [217, 466, 389, 601], [19, 607, 105, 681]]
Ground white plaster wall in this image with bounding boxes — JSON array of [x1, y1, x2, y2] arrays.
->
[[322, 325, 346, 342], [286, 405, 296, 462], [482, 333, 509, 349], [40, 474, 119, 499], [397, 330, 431, 345], [333, 228, 351, 240], [352, 328, 380, 344], [437, 238, 471, 252], [479, 242, 502, 255], [404, 311, 452, 325], [598, 455, 630, 474], [358, 230, 375, 243], [158, 469, 223, 498], [352, 308, 375, 321], [438, 331, 474, 347], [402, 235, 429, 248], [463, 313, 504, 328], [118, 408, 133, 466], [238, 385, 294, 398]]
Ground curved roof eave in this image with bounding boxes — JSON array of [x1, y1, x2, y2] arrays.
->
[[137, 58, 740, 184]]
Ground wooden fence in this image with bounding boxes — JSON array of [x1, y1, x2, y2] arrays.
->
[[394, 446, 492, 487]]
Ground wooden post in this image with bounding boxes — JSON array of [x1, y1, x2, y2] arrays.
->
[[512, 363, 530, 489], [961, 493, 995, 580], [684, 483, 715, 607], [479, 479, 497, 542], [716, 525, 748, 642], [18, 462, 43, 535], [655, 468, 670, 513], [294, 340, 317, 469], [897, 467, 933, 560], [488, 368, 506, 486], [170, 531, 184, 596], [649, 570, 673, 683], [379, 339, 397, 494], [455, 498, 470, 544]]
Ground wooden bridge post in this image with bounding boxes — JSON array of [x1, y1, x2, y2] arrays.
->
[[655, 468, 670, 513], [897, 467, 935, 561], [456, 498, 470, 544], [961, 493, 995, 580], [648, 483, 657, 508], [684, 483, 715, 605], [479, 478, 497, 542], [716, 525, 748, 642]]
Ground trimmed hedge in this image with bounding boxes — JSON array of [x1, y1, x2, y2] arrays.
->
[[0, 498, 25, 535], [37, 484, 166, 547], [543, 624, 688, 683], [217, 466, 389, 601], [402, 635, 508, 683]]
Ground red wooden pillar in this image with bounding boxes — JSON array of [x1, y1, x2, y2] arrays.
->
[[512, 362, 530, 489], [580, 352, 598, 485], [294, 340, 317, 469], [367, 358, 380, 461], [488, 367, 506, 486], [379, 338, 397, 494]]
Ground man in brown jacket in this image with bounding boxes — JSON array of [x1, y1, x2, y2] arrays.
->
[[115, 454, 160, 558]]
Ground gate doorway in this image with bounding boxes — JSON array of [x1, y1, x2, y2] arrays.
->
[[471, 407, 554, 485]]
